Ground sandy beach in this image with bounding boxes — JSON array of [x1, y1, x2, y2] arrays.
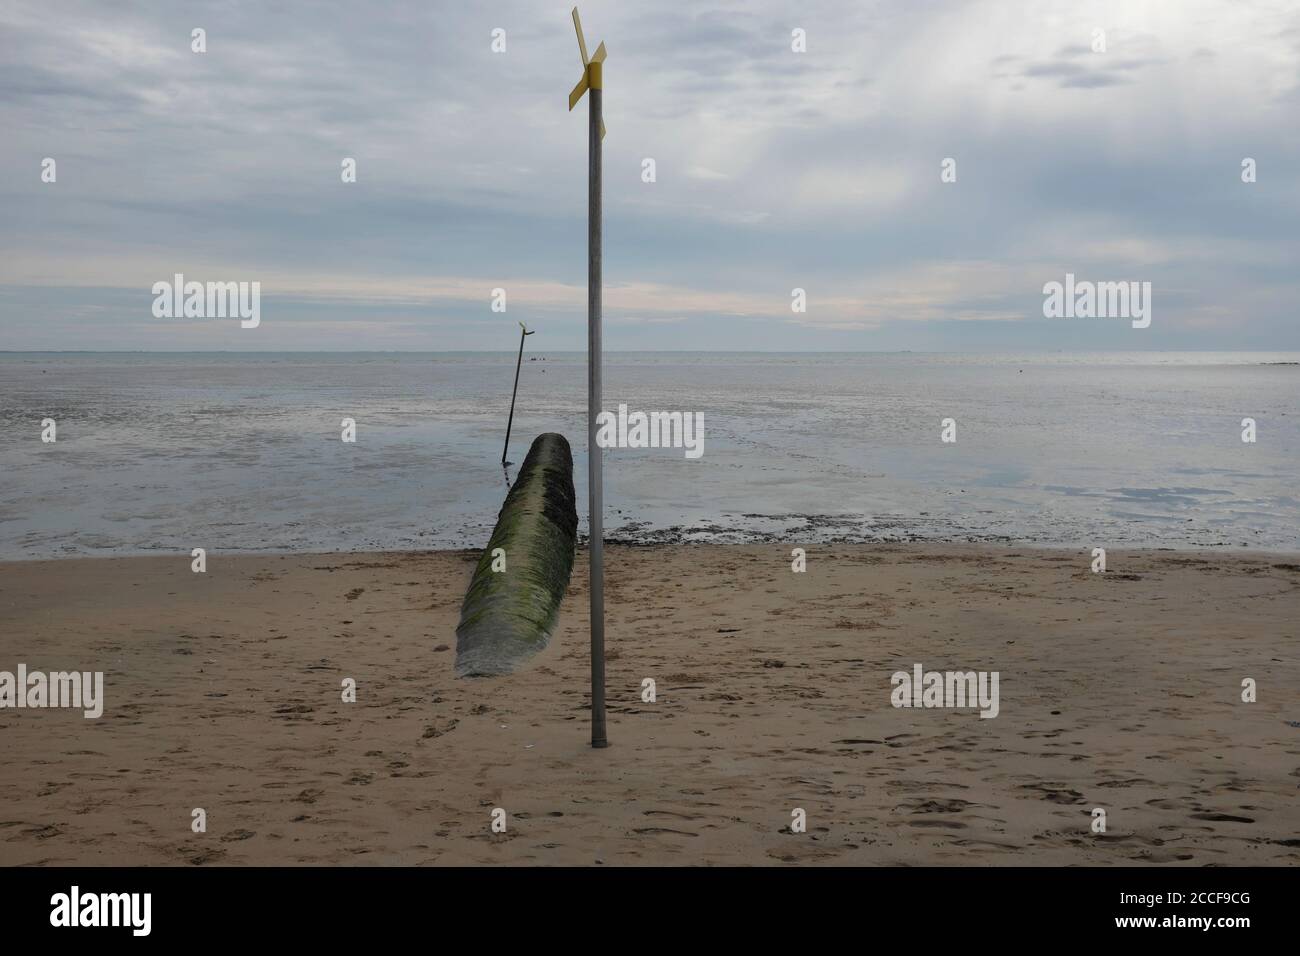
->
[[1, 543, 1296, 866]]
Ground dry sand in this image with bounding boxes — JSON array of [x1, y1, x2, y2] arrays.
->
[[1, 544, 1297, 866]]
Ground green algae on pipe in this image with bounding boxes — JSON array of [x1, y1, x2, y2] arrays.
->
[[455, 433, 578, 677]]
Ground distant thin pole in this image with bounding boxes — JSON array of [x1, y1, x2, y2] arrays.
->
[[502, 323, 534, 465]]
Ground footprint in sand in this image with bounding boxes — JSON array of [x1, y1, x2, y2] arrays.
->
[[633, 827, 699, 837], [274, 703, 315, 718], [1019, 782, 1086, 804], [900, 798, 978, 814], [909, 820, 969, 829], [1145, 797, 1181, 809], [422, 719, 459, 739]]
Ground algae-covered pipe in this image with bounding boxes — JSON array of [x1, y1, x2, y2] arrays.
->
[[455, 433, 577, 677]]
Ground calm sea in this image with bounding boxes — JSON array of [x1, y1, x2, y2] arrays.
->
[[1, 351, 1296, 559]]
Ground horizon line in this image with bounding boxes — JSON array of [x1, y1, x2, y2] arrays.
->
[[5, 348, 1299, 355]]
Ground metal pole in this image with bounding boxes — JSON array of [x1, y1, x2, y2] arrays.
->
[[588, 60, 607, 749], [502, 325, 529, 465]]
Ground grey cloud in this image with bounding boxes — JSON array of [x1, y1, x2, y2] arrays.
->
[[1, 0, 1297, 351], [1057, 72, 1131, 88]]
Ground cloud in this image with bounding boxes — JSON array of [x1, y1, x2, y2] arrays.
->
[[686, 166, 730, 181], [0, 0, 1297, 350]]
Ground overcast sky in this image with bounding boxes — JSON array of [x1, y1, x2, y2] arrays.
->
[[2, 0, 1297, 350]]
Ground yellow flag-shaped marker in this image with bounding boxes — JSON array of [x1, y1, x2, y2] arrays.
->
[[567, 7, 606, 139]]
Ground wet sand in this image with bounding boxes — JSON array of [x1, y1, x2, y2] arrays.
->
[[1, 544, 1297, 865]]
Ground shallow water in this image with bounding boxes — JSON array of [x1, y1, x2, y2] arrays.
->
[[1, 351, 1296, 559]]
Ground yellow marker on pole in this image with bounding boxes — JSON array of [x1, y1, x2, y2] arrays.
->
[[569, 7, 607, 749], [568, 9, 606, 137]]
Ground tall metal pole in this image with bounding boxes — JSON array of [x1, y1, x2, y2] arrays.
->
[[568, 6, 608, 750], [587, 59, 607, 749], [502, 323, 532, 465]]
